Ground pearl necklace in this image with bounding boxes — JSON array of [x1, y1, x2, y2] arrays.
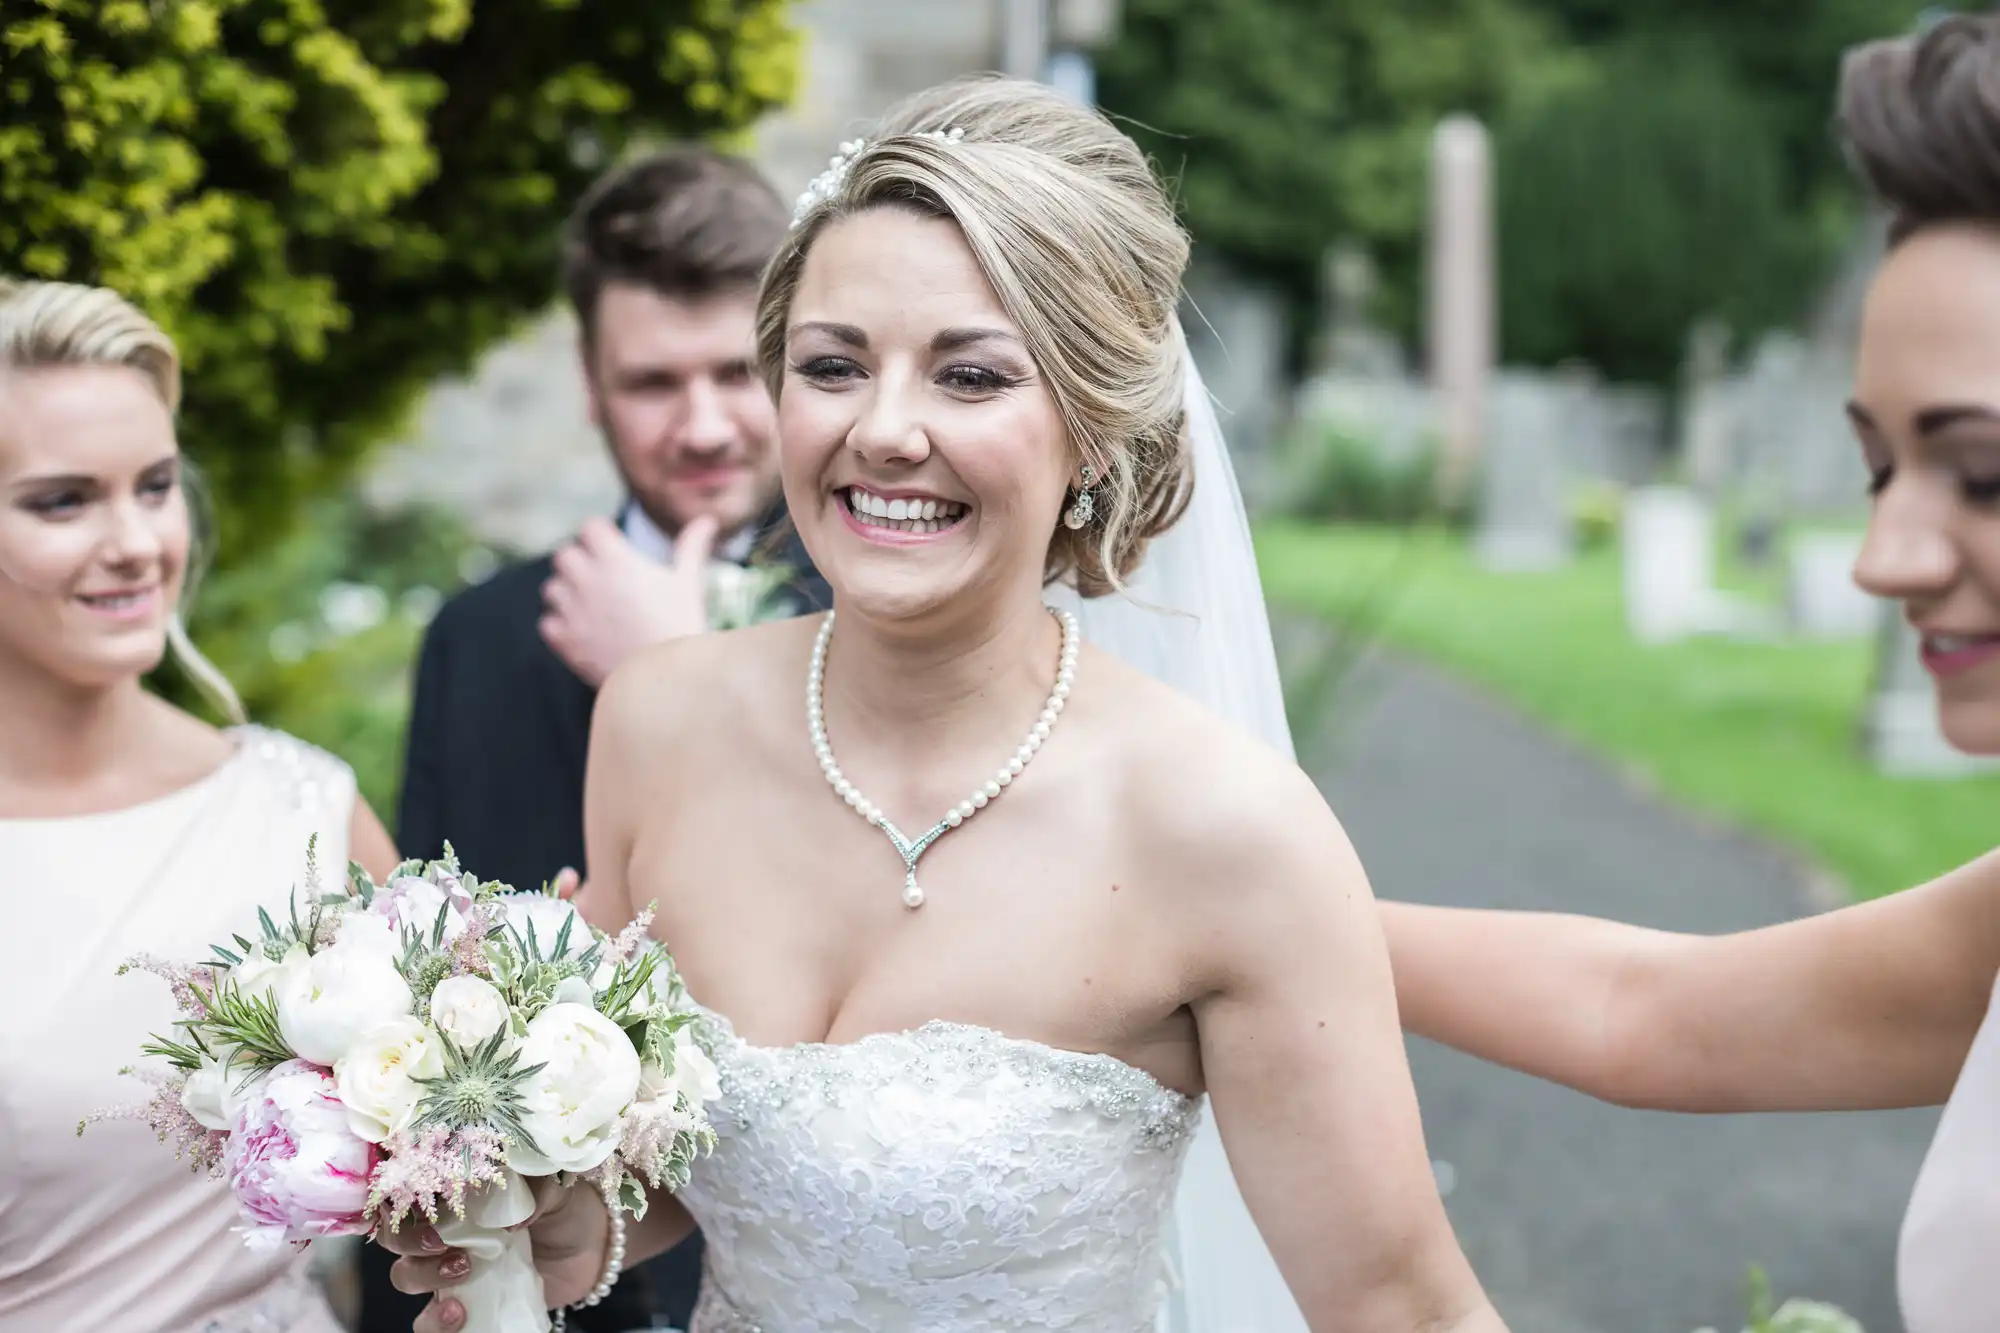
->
[[808, 606, 1080, 908]]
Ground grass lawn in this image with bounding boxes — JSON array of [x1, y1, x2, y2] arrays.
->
[[1255, 520, 2000, 901]]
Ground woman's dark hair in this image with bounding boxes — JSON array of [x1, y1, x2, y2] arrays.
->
[[1840, 10, 2000, 243]]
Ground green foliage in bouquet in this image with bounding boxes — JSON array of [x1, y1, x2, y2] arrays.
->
[[1693, 1265, 1866, 1333]]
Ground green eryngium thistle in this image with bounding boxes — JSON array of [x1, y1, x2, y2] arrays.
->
[[409, 1030, 547, 1149]]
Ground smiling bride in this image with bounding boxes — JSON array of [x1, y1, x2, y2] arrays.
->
[[386, 74, 1509, 1333]]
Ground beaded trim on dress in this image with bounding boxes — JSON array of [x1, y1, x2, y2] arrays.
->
[[690, 1001, 1201, 1150], [675, 1000, 1203, 1331]]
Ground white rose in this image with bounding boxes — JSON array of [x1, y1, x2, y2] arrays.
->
[[333, 1016, 446, 1143], [668, 1029, 722, 1106], [427, 975, 509, 1049], [182, 1052, 263, 1131], [505, 1003, 640, 1176], [278, 942, 415, 1067], [501, 895, 587, 962], [182, 1058, 235, 1131], [231, 942, 308, 1004]]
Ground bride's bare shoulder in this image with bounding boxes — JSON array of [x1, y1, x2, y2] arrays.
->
[[1095, 650, 1371, 945], [591, 616, 821, 763]]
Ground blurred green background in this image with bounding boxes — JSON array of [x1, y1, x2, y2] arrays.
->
[[2, 0, 1980, 876]]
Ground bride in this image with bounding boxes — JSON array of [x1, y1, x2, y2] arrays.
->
[[389, 75, 1506, 1333]]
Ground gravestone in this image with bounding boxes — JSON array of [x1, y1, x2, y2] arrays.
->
[[1475, 373, 1571, 571], [1623, 487, 1715, 643], [1785, 533, 1878, 639], [1183, 257, 1288, 467], [1621, 486, 1771, 642], [1311, 241, 1404, 379], [1680, 319, 1734, 495], [1866, 608, 2000, 777]]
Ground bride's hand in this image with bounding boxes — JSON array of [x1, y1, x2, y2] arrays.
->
[[378, 1178, 611, 1332]]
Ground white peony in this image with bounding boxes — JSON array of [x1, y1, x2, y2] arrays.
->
[[501, 894, 587, 962], [231, 942, 308, 1004], [333, 1016, 446, 1143], [278, 941, 415, 1067], [505, 1002, 640, 1176], [427, 974, 510, 1049], [381, 875, 470, 943], [335, 911, 401, 958], [551, 975, 595, 1009], [668, 1029, 722, 1106]]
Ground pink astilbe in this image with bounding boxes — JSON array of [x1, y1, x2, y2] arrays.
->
[[366, 1126, 510, 1232], [448, 904, 496, 977], [615, 1096, 695, 1188], [78, 1072, 226, 1175], [601, 904, 657, 969], [116, 953, 213, 1019]]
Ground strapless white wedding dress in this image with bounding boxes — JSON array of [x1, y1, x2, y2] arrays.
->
[[677, 1002, 1203, 1332]]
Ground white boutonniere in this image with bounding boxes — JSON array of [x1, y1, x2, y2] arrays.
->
[[706, 561, 796, 630]]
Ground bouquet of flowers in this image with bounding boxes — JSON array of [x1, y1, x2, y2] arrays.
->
[[84, 845, 719, 1333], [706, 557, 797, 630], [1692, 1266, 1866, 1333]]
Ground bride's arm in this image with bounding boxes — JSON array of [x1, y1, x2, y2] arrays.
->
[[1172, 757, 1507, 1333], [574, 662, 698, 1263]]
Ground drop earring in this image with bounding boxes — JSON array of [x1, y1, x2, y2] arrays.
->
[[1063, 465, 1098, 530]]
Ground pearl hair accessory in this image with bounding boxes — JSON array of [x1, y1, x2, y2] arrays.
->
[[790, 126, 967, 227], [809, 606, 1079, 908], [548, 1182, 627, 1333]]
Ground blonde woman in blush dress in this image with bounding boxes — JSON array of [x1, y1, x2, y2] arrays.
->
[[0, 280, 399, 1332]]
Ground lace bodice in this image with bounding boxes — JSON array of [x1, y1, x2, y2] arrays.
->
[[677, 1002, 1204, 1332]]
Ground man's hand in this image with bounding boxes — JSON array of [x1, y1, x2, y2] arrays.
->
[[539, 514, 718, 686]]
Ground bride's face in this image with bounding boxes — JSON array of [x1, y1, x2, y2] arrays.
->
[[778, 207, 1073, 623], [0, 364, 188, 691]]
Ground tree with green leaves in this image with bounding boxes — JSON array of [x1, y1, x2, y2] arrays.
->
[[1493, 35, 1817, 386], [1096, 0, 1953, 381], [1096, 0, 1559, 360], [0, 0, 797, 564], [1490, 1, 1947, 385], [1097, 0, 1579, 359]]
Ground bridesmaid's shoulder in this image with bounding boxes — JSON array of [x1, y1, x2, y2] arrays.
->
[[225, 721, 356, 814]]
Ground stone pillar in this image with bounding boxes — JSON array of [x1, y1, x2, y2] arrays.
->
[[1427, 115, 1495, 499], [1001, 0, 1049, 80]]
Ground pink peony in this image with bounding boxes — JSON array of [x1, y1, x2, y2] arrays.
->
[[226, 1060, 376, 1250]]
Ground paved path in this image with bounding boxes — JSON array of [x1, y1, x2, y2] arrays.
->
[[1304, 651, 1939, 1333]]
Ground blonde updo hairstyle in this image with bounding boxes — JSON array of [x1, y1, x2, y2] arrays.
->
[[757, 75, 1195, 597], [0, 278, 245, 723]]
